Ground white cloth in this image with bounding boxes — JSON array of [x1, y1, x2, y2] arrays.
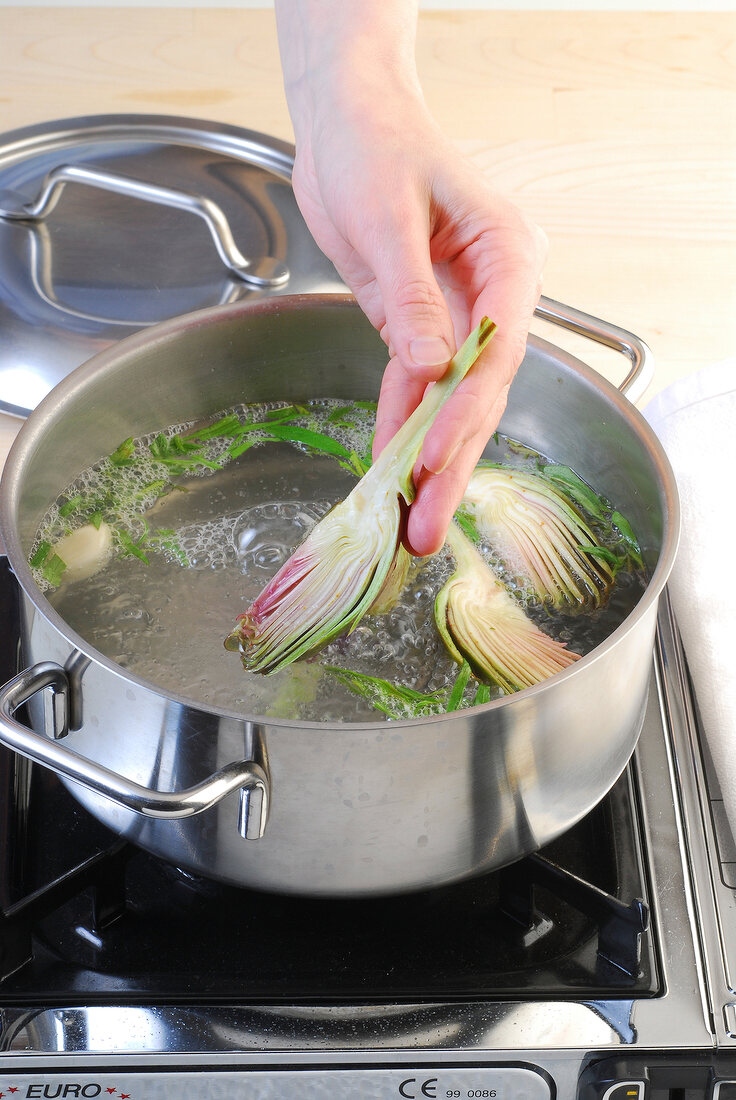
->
[[645, 359, 736, 838]]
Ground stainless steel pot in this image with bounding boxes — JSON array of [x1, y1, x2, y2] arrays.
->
[[0, 294, 679, 896]]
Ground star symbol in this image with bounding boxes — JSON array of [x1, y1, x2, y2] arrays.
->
[[106, 1091, 116, 1096], [121, 1094, 131, 1098]]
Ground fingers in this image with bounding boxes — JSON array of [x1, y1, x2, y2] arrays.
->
[[418, 326, 526, 477], [404, 383, 511, 557], [374, 214, 545, 556], [357, 191, 457, 385], [419, 220, 547, 477], [372, 353, 432, 461]]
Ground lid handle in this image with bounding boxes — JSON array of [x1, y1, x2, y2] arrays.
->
[[0, 163, 290, 289]]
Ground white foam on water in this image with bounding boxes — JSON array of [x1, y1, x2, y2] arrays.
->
[[33, 401, 645, 722]]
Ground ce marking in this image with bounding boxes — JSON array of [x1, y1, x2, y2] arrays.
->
[[398, 1079, 438, 1099]]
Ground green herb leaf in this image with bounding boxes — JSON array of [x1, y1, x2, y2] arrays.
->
[[137, 479, 168, 500], [29, 539, 67, 586], [29, 540, 52, 569], [257, 424, 352, 459], [226, 438, 257, 460], [58, 495, 83, 518], [543, 465, 607, 520], [453, 507, 481, 545], [110, 437, 136, 467], [327, 405, 356, 424], [473, 682, 492, 706], [185, 414, 242, 441], [265, 404, 308, 422], [338, 451, 370, 479], [577, 543, 621, 567], [147, 528, 191, 567], [116, 528, 150, 564], [41, 553, 67, 587], [611, 510, 643, 563], [447, 660, 472, 711], [507, 438, 543, 461], [324, 665, 447, 719], [149, 432, 222, 472]]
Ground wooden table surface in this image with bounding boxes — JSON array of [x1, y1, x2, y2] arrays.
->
[[0, 7, 734, 471]]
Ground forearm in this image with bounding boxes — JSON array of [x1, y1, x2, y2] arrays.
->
[[274, 0, 424, 139]]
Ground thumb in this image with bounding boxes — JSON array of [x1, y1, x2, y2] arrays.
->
[[367, 209, 455, 381]]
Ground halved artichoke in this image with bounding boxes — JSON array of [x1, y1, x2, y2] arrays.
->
[[227, 317, 497, 674], [461, 465, 615, 609], [435, 523, 581, 694]]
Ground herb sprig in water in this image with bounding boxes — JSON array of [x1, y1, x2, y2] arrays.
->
[[29, 398, 379, 586]]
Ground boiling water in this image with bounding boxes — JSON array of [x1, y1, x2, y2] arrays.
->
[[34, 403, 646, 723]]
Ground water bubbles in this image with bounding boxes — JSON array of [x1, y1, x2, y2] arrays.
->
[[235, 525, 258, 555], [254, 546, 284, 568], [232, 499, 331, 573], [35, 398, 646, 723], [119, 607, 154, 624]]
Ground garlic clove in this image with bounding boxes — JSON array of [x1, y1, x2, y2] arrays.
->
[[54, 522, 113, 582]]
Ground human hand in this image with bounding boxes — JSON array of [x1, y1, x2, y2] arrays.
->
[[276, 1, 548, 557]]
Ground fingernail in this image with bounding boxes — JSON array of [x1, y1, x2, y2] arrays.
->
[[409, 336, 452, 368]]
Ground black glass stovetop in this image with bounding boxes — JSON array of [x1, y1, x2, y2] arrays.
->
[[0, 556, 660, 1006]]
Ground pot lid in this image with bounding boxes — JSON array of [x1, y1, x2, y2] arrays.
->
[[0, 114, 344, 418]]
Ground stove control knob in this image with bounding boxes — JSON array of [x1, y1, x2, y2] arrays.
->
[[601, 1085, 645, 1100]]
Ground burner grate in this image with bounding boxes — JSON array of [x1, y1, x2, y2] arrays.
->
[[500, 853, 649, 980], [0, 764, 658, 1004], [0, 841, 129, 983]]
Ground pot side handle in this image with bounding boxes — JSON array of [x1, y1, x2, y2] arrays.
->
[[535, 296, 654, 405], [0, 662, 269, 840]]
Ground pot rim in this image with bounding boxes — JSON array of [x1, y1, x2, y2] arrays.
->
[[0, 293, 681, 730]]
